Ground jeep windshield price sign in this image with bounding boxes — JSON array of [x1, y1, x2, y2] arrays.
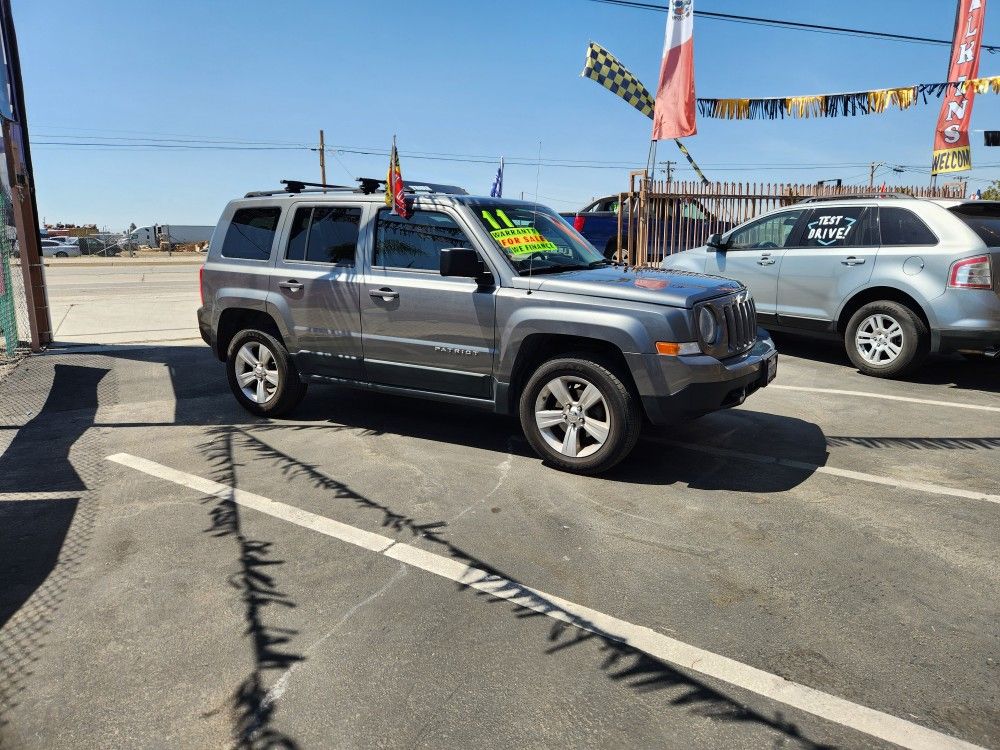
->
[[481, 209, 560, 255]]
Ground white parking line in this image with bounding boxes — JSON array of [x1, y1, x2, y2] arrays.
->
[[106, 452, 985, 750], [771, 385, 1000, 413], [644, 436, 1000, 506], [0, 492, 82, 501]]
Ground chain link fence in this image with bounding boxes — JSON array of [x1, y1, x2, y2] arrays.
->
[[1, 188, 30, 376]]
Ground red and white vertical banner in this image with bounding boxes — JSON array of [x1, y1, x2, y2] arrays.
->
[[932, 0, 987, 175], [652, 0, 696, 140]]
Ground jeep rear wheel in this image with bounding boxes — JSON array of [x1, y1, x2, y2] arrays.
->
[[845, 301, 928, 378], [226, 329, 307, 417], [519, 355, 641, 474]]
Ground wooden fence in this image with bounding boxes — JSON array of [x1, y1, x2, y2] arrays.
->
[[615, 175, 964, 266]]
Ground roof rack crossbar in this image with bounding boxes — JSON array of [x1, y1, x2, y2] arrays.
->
[[799, 193, 913, 203], [356, 177, 468, 195], [245, 177, 469, 199]]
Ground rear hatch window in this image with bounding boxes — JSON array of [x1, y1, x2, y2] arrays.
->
[[948, 203, 1000, 246]]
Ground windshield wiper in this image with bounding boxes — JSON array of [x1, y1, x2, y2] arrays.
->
[[519, 264, 592, 276], [588, 260, 611, 268]]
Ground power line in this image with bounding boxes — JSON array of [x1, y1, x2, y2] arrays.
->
[[32, 140, 304, 151], [583, 0, 1000, 53]]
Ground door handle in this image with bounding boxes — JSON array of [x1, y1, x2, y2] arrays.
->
[[278, 279, 303, 292], [369, 287, 399, 301], [841, 257, 866, 266], [757, 256, 776, 266]]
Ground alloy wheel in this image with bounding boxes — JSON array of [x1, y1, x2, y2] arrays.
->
[[534, 375, 611, 458], [855, 313, 904, 365], [235, 341, 280, 404]]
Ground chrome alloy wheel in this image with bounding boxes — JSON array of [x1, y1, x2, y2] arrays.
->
[[855, 313, 904, 365], [235, 342, 280, 404], [534, 375, 611, 458]]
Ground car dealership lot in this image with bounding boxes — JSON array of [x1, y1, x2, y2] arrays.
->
[[0, 268, 998, 749]]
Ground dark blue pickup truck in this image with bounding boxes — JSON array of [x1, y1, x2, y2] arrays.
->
[[561, 195, 730, 261]]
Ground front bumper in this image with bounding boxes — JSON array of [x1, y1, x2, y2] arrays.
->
[[627, 331, 778, 426]]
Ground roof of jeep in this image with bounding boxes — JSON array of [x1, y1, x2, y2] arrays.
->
[[234, 191, 550, 210]]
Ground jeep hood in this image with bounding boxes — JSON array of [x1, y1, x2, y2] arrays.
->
[[526, 266, 743, 307]]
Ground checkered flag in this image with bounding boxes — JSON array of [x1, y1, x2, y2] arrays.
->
[[581, 41, 655, 119]]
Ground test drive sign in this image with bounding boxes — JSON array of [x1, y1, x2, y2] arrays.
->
[[932, 0, 987, 175]]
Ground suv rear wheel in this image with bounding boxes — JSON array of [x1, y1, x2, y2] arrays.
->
[[226, 329, 307, 417], [519, 354, 641, 474], [845, 300, 928, 378]]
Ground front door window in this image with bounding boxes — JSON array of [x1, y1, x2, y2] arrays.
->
[[728, 210, 805, 250]]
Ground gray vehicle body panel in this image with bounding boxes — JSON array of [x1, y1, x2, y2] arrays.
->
[[662, 198, 1000, 353], [199, 190, 777, 425]]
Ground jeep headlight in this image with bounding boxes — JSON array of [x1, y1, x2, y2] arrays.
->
[[697, 306, 719, 345]]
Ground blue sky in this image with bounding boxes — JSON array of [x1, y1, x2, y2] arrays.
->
[[13, 0, 1000, 229]]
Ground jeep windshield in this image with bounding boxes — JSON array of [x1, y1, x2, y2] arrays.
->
[[470, 202, 607, 274]]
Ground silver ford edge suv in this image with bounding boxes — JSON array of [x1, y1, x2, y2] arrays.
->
[[661, 195, 1000, 377]]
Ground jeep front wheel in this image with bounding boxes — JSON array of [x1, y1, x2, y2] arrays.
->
[[519, 355, 641, 474], [226, 329, 307, 417]]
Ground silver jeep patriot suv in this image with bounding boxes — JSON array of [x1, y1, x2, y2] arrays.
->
[[198, 179, 777, 473]]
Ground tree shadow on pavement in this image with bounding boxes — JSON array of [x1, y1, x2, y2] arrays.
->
[[207, 423, 836, 749], [198, 428, 302, 750]]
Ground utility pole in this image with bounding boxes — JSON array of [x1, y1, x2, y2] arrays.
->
[[658, 160, 676, 183], [318, 129, 326, 191], [869, 161, 880, 187], [0, 0, 51, 350]]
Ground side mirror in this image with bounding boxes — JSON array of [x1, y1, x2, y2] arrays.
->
[[707, 233, 729, 251], [440, 247, 484, 279]]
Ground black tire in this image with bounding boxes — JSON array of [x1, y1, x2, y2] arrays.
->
[[603, 239, 618, 261], [518, 353, 641, 474], [844, 300, 928, 378], [55, 251, 68, 258], [226, 329, 307, 417]]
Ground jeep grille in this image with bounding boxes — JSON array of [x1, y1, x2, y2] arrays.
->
[[699, 292, 757, 358]]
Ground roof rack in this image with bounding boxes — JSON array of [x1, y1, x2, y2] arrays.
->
[[244, 180, 355, 198], [356, 177, 468, 196], [799, 193, 914, 203], [245, 177, 468, 199]]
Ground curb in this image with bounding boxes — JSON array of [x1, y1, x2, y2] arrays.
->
[[13, 258, 205, 268]]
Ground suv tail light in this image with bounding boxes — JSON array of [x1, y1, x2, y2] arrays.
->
[[199, 265, 206, 305], [573, 215, 586, 232], [948, 254, 992, 289]]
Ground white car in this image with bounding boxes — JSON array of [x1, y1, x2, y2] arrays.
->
[[41, 238, 82, 258]]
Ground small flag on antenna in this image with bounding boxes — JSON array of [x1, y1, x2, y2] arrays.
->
[[385, 136, 409, 218]]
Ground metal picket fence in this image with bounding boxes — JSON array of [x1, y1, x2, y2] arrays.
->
[[615, 176, 965, 267]]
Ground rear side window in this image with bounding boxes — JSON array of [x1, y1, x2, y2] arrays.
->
[[800, 207, 876, 248], [948, 203, 1000, 246], [373, 209, 471, 270], [285, 206, 361, 264], [878, 208, 937, 246], [220, 207, 281, 261]]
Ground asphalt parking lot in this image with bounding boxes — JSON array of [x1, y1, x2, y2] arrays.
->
[[0, 265, 998, 749]]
